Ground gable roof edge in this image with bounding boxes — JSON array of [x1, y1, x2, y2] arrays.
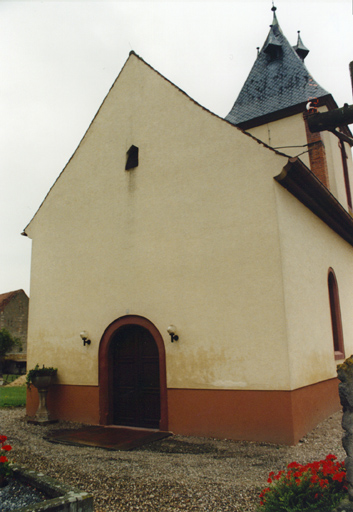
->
[[22, 51, 289, 237], [274, 157, 353, 247], [23, 52, 136, 236]]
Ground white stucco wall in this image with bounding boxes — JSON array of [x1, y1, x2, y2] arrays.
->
[[274, 183, 353, 389], [248, 113, 311, 169], [26, 54, 292, 391]]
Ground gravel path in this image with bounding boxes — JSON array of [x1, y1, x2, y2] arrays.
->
[[1, 407, 345, 511]]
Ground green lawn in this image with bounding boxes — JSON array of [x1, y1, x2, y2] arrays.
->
[[0, 386, 26, 407], [2, 374, 19, 385]]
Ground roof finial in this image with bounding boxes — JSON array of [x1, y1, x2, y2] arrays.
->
[[293, 30, 309, 61], [271, 3, 279, 28]]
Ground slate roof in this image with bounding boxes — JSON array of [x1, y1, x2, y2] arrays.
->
[[225, 7, 330, 127]]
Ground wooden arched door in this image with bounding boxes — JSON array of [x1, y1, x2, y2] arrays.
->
[[110, 325, 160, 428], [99, 315, 168, 431]]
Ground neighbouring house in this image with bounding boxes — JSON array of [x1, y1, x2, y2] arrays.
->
[[23, 8, 353, 444], [0, 289, 28, 374]]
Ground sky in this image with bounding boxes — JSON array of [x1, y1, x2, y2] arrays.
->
[[1, 0, 353, 296]]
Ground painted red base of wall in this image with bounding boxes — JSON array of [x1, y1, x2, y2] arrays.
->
[[26, 378, 340, 445], [26, 385, 100, 425], [168, 378, 340, 445]]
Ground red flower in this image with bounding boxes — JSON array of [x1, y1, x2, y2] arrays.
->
[[326, 454, 337, 461], [311, 461, 320, 471], [0, 455, 8, 463], [333, 472, 346, 483], [0, 435, 7, 443], [1, 445, 12, 452], [319, 479, 329, 489], [287, 461, 301, 469]]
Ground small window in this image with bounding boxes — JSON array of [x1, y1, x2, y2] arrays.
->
[[328, 268, 345, 360], [125, 145, 139, 170]]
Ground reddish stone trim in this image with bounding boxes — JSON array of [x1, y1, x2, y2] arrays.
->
[[98, 315, 168, 431], [303, 111, 329, 188], [328, 268, 345, 360]]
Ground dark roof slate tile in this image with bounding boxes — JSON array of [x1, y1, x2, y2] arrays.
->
[[225, 8, 329, 126]]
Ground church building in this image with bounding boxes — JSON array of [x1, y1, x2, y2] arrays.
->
[[24, 7, 353, 445]]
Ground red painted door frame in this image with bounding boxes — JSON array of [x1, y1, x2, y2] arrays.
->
[[99, 315, 168, 431]]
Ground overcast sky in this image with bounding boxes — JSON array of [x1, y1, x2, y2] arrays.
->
[[1, 0, 352, 296]]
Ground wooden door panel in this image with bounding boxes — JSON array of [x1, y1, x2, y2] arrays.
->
[[141, 361, 160, 387], [111, 325, 161, 428]]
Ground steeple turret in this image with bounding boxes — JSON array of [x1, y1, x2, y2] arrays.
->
[[225, 6, 329, 128], [293, 31, 309, 61]]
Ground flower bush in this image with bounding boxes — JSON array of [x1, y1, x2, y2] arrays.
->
[[0, 435, 12, 481], [258, 454, 347, 512]]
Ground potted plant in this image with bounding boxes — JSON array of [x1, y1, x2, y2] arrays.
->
[[26, 364, 57, 424], [26, 364, 57, 389]]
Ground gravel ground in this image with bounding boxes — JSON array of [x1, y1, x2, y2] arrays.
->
[[0, 407, 346, 512]]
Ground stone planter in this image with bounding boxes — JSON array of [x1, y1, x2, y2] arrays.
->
[[28, 373, 57, 425], [10, 464, 93, 511]]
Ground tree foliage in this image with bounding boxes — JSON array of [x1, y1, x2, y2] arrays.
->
[[0, 329, 21, 375]]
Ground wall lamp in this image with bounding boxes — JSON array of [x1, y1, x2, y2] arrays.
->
[[80, 331, 91, 346], [167, 325, 179, 343]]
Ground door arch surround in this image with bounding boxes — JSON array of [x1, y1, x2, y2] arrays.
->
[[99, 315, 168, 430]]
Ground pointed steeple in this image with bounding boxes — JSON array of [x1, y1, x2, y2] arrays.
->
[[269, 5, 280, 33], [225, 6, 329, 128], [293, 31, 309, 61]]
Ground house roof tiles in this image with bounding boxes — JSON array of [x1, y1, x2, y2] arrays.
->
[[0, 290, 26, 312]]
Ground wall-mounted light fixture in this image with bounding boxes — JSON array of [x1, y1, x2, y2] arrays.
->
[[80, 331, 91, 346], [167, 325, 179, 343]]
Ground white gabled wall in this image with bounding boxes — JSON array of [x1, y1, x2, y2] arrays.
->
[[26, 53, 353, 394], [26, 54, 292, 391]]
